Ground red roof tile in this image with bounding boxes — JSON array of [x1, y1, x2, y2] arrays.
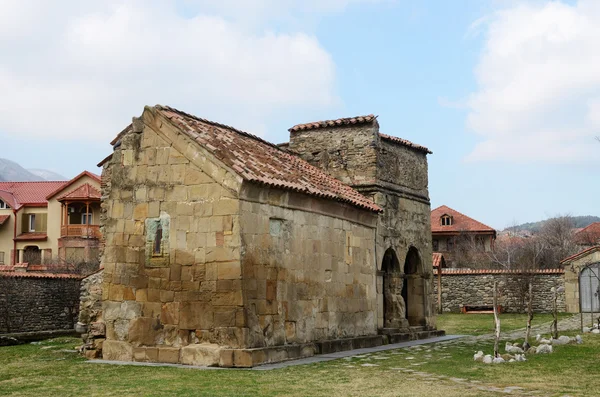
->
[[431, 205, 496, 234], [0, 181, 67, 208], [379, 133, 432, 154], [57, 183, 101, 201], [432, 252, 444, 268], [574, 222, 600, 245], [155, 106, 382, 213], [560, 245, 600, 264], [0, 214, 9, 226], [289, 114, 377, 132], [0, 272, 84, 279], [0, 265, 13, 272], [46, 171, 101, 200], [14, 232, 48, 241]]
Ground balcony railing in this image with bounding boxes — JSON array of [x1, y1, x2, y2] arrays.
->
[[61, 224, 101, 239]]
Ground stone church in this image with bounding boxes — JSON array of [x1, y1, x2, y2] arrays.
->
[[94, 105, 438, 367]]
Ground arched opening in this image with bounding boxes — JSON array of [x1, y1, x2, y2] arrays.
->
[[403, 247, 424, 326], [579, 263, 600, 313], [382, 248, 405, 328], [23, 245, 41, 265]]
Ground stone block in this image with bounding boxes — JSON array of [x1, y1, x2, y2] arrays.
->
[[180, 344, 220, 366], [184, 168, 213, 185], [90, 322, 106, 337], [180, 301, 214, 330], [158, 347, 181, 364], [214, 309, 236, 327], [217, 261, 241, 280], [127, 317, 159, 346], [133, 203, 148, 220], [102, 340, 133, 361], [161, 302, 180, 325]]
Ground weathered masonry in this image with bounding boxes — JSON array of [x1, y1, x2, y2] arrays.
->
[[433, 268, 566, 314], [93, 106, 438, 367]]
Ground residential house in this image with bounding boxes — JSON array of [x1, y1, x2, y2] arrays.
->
[[0, 171, 102, 268], [431, 205, 496, 267], [92, 105, 439, 367], [574, 222, 600, 247]]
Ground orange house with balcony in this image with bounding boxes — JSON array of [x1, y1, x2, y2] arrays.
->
[[0, 171, 101, 268]]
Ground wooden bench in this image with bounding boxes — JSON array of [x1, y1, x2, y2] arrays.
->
[[461, 305, 502, 314]]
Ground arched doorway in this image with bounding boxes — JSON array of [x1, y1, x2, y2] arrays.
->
[[23, 246, 42, 265], [382, 248, 405, 328], [580, 263, 600, 312], [403, 247, 425, 326]]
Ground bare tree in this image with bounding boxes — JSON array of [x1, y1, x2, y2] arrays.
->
[[539, 215, 579, 268]]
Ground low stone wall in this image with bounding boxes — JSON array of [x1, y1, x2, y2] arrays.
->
[[0, 272, 83, 333], [434, 269, 565, 313]]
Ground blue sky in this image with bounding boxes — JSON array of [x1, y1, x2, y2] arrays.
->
[[0, 0, 598, 229]]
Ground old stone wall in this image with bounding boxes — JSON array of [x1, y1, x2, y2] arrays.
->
[[101, 111, 246, 363], [377, 140, 429, 200], [0, 273, 81, 333], [239, 183, 378, 348], [78, 269, 104, 357], [433, 270, 566, 313], [288, 124, 379, 187]]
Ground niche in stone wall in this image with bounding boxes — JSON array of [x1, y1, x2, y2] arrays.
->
[[145, 212, 170, 267]]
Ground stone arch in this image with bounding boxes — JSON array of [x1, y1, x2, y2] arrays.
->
[[402, 246, 425, 326], [381, 247, 406, 328]]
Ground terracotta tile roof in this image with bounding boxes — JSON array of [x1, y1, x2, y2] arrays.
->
[[14, 232, 48, 241], [560, 245, 600, 264], [0, 272, 84, 279], [155, 106, 382, 213], [432, 252, 444, 268], [431, 205, 496, 234], [0, 214, 9, 226], [57, 183, 101, 201], [434, 268, 564, 275], [46, 171, 101, 200], [289, 114, 376, 132], [574, 222, 600, 245], [0, 181, 67, 209], [0, 265, 13, 272], [379, 133, 432, 154]]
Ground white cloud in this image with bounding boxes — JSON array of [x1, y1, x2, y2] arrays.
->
[[0, 0, 372, 141], [465, 0, 600, 163]]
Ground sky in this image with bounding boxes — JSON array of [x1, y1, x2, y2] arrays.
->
[[0, 0, 598, 229]]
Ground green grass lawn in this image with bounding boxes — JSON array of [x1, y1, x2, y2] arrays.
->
[[1, 314, 598, 397], [437, 312, 557, 335]]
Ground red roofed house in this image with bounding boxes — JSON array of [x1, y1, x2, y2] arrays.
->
[[574, 222, 600, 247], [93, 105, 439, 367], [0, 171, 101, 268], [431, 205, 496, 267]]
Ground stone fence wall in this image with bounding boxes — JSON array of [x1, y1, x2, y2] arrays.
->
[[0, 272, 83, 333], [433, 269, 565, 313]]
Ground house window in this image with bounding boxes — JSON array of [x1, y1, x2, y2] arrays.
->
[[81, 213, 93, 225], [441, 215, 452, 226], [447, 238, 454, 251], [0, 252, 4, 265], [29, 214, 36, 232], [0, 200, 9, 209], [432, 239, 439, 251]]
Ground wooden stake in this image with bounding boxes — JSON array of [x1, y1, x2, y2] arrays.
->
[[493, 281, 500, 358]]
